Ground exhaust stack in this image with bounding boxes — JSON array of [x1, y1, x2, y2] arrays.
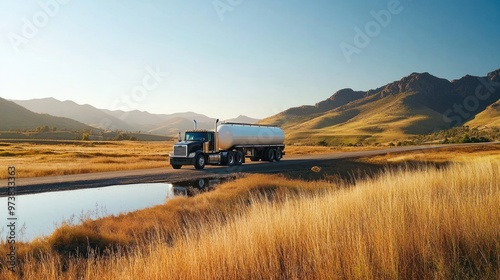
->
[[215, 119, 219, 152], [193, 120, 197, 130]]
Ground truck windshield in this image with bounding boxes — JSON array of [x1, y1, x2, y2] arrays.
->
[[185, 132, 206, 141]]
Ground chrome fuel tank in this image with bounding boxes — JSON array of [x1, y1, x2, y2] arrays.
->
[[217, 123, 284, 150]]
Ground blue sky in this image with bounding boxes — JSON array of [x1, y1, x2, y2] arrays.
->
[[1, 0, 499, 120]]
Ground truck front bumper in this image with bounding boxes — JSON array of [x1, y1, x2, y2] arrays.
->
[[170, 157, 196, 166]]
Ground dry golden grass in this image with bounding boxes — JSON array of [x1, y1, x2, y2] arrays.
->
[[278, 144, 500, 184], [100, 160, 499, 279], [2, 160, 499, 279], [0, 140, 374, 179], [0, 140, 172, 179], [366, 144, 500, 164], [284, 144, 380, 155]]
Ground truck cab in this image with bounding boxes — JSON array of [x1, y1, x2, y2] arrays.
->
[[170, 130, 216, 169], [184, 131, 216, 151]]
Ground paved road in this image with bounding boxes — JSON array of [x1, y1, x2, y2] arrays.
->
[[1, 142, 497, 196]]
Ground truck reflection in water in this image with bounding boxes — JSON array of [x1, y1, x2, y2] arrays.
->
[[172, 177, 234, 197]]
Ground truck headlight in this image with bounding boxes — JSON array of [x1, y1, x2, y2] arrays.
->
[[188, 152, 196, 158]]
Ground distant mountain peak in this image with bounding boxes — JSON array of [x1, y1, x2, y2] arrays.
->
[[315, 88, 366, 112], [487, 68, 500, 81], [224, 115, 260, 124], [379, 71, 451, 96], [400, 71, 443, 85], [406, 72, 430, 79]]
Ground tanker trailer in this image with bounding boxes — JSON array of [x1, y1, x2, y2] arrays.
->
[[169, 120, 285, 169]]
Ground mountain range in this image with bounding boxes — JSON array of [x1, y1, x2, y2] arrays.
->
[[260, 68, 500, 145], [8, 98, 259, 136], [0, 98, 92, 131], [3, 68, 499, 142]]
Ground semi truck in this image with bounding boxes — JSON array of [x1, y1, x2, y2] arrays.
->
[[169, 120, 285, 169]]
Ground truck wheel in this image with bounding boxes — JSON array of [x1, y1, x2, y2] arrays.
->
[[275, 148, 282, 162], [235, 151, 244, 165], [194, 154, 206, 170], [226, 151, 235, 166], [261, 150, 268, 161], [194, 178, 208, 189], [266, 149, 275, 162], [172, 164, 182, 169]]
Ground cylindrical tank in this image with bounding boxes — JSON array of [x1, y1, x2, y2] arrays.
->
[[217, 123, 284, 150]]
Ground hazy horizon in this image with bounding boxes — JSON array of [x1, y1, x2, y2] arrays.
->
[[9, 96, 259, 121]]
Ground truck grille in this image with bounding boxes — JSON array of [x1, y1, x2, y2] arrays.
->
[[173, 145, 187, 157]]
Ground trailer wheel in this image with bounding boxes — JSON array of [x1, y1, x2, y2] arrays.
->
[[266, 149, 275, 162], [194, 154, 206, 170], [235, 151, 244, 165], [172, 164, 182, 169], [275, 148, 282, 162], [226, 151, 235, 166]]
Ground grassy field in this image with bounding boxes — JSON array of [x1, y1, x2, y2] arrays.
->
[[367, 144, 500, 164], [0, 140, 380, 179], [279, 144, 500, 184], [1, 148, 499, 279], [0, 140, 172, 179]]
